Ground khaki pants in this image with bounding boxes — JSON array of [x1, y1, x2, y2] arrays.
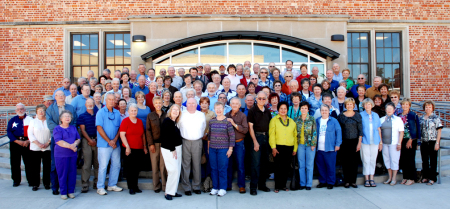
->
[[81, 137, 99, 187], [150, 143, 167, 191], [181, 139, 202, 191]]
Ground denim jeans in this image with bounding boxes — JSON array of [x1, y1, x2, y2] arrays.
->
[[250, 133, 269, 190], [209, 148, 229, 190], [297, 144, 316, 187], [227, 140, 245, 188], [97, 146, 121, 189]]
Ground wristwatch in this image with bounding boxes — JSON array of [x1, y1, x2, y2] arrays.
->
[[234, 124, 238, 128]]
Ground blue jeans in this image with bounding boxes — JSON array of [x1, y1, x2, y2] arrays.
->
[[227, 140, 245, 188], [97, 146, 121, 189], [316, 150, 337, 185], [250, 133, 269, 190], [50, 137, 59, 191], [209, 148, 229, 190], [297, 144, 316, 187]]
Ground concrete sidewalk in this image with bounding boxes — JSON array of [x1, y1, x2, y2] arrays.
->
[[1, 178, 449, 209]]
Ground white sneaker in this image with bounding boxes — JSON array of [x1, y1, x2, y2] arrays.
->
[[97, 188, 107, 195], [61, 195, 68, 200], [107, 186, 123, 192], [217, 189, 227, 197], [68, 193, 75, 199], [210, 189, 218, 195]]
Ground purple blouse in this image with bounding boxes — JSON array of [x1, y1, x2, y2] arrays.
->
[[53, 125, 80, 157], [208, 118, 235, 149]]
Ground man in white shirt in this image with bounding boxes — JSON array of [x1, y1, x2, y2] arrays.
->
[[236, 64, 244, 79], [65, 84, 78, 104], [178, 98, 206, 196], [281, 60, 300, 80]]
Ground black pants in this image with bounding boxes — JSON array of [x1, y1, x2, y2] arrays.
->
[[125, 148, 144, 190], [340, 138, 359, 184], [29, 150, 51, 187], [274, 145, 293, 189], [400, 139, 417, 180], [250, 133, 269, 190], [421, 141, 438, 182], [10, 142, 31, 184]]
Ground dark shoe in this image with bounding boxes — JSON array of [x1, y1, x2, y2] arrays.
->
[[317, 183, 327, 188], [351, 183, 358, 188], [154, 188, 162, 193], [258, 187, 270, 192], [28, 184, 32, 187], [81, 186, 89, 193], [327, 185, 334, 190], [129, 189, 136, 195], [306, 187, 311, 191], [226, 188, 232, 191], [165, 194, 173, 200], [239, 187, 246, 193], [13, 182, 20, 187], [193, 190, 201, 194], [32, 186, 38, 191], [344, 183, 350, 188], [52, 190, 60, 195], [44, 185, 51, 190], [174, 193, 182, 197], [299, 186, 305, 190], [250, 190, 257, 196], [93, 185, 98, 190], [135, 188, 142, 193], [185, 191, 192, 196]]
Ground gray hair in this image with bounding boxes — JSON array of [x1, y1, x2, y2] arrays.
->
[[86, 98, 94, 104], [236, 63, 243, 68], [339, 80, 347, 86], [222, 77, 231, 83], [115, 70, 121, 73], [253, 63, 260, 67], [70, 83, 78, 89], [362, 98, 375, 108], [138, 64, 146, 69], [78, 76, 87, 83], [59, 110, 73, 122], [114, 92, 121, 97], [112, 78, 120, 83], [320, 104, 330, 111], [243, 67, 251, 74], [230, 97, 242, 105], [337, 86, 347, 93], [90, 77, 98, 83], [207, 82, 216, 89], [289, 80, 298, 85], [167, 66, 175, 71], [122, 67, 129, 72], [374, 76, 382, 81], [177, 68, 185, 72], [55, 90, 66, 97], [212, 74, 221, 79], [257, 91, 267, 98], [245, 94, 255, 100], [93, 92, 102, 97], [16, 103, 25, 108], [105, 80, 112, 85], [128, 103, 138, 111], [186, 89, 195, 95], [103, 69, 111, 74], [204, 64, 211, 68], [87, 70, 94, 76], [214, 101, 225, 109]]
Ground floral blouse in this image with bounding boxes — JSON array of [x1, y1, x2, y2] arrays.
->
[[295, 114, 317, 147], [420, 114, 443, 142], [398, 114, 411, 139]]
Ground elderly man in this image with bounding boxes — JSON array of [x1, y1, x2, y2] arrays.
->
[[168, 66, 183, 90], [65, 84, 78, 104], [77, 98, 99, 193], [145, 68, 156, 86], [250, 74, 263, 93], [130, 70, 139, 87], [71, 84, 93, 117], [43, 95, 54, 108], [286, 80, 306, 106], [218, 64, 227, 81], [244, 61, 251, 69], [77, 77, 87, 94], [160, 68, 167, 77], [46, 90, 77, 195], [350, 74, 372, 98], [204, 64, 212, 82], [325, 70, 340, 92], [89, 77, 98, 96], [253, 63, 260, 75], [365, 76, 382, 99], [114, 70, 121, 80], [178, 98, 206, 196], [103, 78, 121, 104], [203, 83, 219, 111], [312, 66, 325, 84], [96, 93, 123, 195], [52, 78, 72, 99], [138, 64, 148, 80], [7, 103, 33, 187], [268, 62, 276, 73], [87, 70, 95, 81], [241, 94, 255, 116], [236, 84, 247, 109], [216, 77, 237, 102], [103, 69, 112, 80], [225, 98, 249, 193], [196, 63, 209, 85], [131, 75, 150, 98], [217, 93, 232, 114], [248, 91, 272, 195], [332, 63, 343, 82], [281, 60, 300, 80], [177, 68, 185, 78], [122, 67, 129, 74], [190, 67, 206, 92]]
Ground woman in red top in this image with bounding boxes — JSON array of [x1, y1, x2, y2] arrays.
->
[[120, 104, 148, 195], [281, 71, 294, 95], [239, 67, 252, 88]]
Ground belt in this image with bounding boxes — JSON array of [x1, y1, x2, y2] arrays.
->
[[89, 136, 97, 139], [235, 138, 244, 143], [17, 136, 28, 141], [255, 132, 267, 135]]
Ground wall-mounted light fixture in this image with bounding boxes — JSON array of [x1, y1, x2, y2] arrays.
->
[[132, 35, 146, 42], [331, 34, 344, 41]]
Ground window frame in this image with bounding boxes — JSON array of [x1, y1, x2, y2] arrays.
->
[[104, 31, 131, 73], [375, 32, 403, 94], [347, 32, 371, 85], [70, 33, 100, 83]]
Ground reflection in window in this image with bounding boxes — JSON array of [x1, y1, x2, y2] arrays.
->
[[282, 48, 307, 63], [376, 32, 401, 93], [347, 32, 370, 84], [71, 33, 99, 83], [172, 48, 198, 64], [229, 43, 251, 64], [105, 32, 131, 72], [200, 44, 226, 63], [254, 44, 280, 63]]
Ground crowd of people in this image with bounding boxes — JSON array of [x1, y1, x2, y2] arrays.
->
[[6, 61, 444, 200]]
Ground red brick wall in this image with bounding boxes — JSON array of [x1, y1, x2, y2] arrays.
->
[[409, 25, 450, 102], [1, 1, 449, 22], [0, 27, 64, 106]]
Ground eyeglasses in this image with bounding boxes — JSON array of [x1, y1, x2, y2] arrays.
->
[[391, 96, 398, 99], [108, 112, 115, 120], [219, 97, 227, 99], [260, 72, 268, 74], [257, 98, 267, 101], [274, 85, 281, 87], [285, 76, 292, 78], [269, 66, 275, 67], [357, 78, 364, 80]]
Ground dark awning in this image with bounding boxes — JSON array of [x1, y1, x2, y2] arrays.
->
[[141, 31, 340, 61]]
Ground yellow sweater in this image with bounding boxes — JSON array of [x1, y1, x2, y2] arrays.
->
[[269, 115, 298, 152]]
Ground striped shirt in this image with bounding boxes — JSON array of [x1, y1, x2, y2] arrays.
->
[[208, 118, 235, 149]]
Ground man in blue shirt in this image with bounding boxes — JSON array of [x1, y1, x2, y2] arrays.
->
[[52, 78, 71, 99], [217, 93, 232, 114], [240, 94, 255, 116], [71, 84, 93, 117], [332, 63, 343, 82], [95, 93, 122, 195], [131, 75, 149, 98], [350, 74, 371, 99], [325, 70, 339, 92], [77, 98, 99, 193], [203, 83, 219, 111]]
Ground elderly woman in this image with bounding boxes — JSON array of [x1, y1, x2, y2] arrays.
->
[[337, 80, 354, 98], [308, 75, 317, 92], [28, 104, 51, 191], [239, 67, 252, 88], [269, 68, 285, 84], [419, 100, 443, 186], [315, 104, 342, 189], [332, 86, 347, 114], [398, 98, 421, 186], [359, 98, 382, 187], [156, 75, 168, 96], [269, 101, 297, 193], [321, 80, 335, 98], [94, 84, 103, 95], [93, 92, 103, 112], [307, 84, 323, 115], [269, 93, 280, 117], [300, 78, 313, 100], [160, 105, 183, 200], [378, 83, 391, 104], [389, 90, 402, 115], [122, 86, 136, 109], [287, 92, 302, 121], [200, 97, 216, 192], [355, 85, 368, 112], [258, 68, 273, 90], [380, 102, 404, 186], [53, 110, 80, 200], [120, 104, 148, 195], [273, 80, 288, 103], [193, 81, 203, 102], [146, 96, 168, 193], [337, 98, 363, 188], [281, 71, 294, 95], [182, 89, 201, 111], [225, 64, 240, 91], [119, 99, 129, 122], [342, 69, 354, 90], [208, 102, 235, 197], [135, 91, 151, 130], [372, 95, 386, 117], [146, 82, 157, 112], [161, 90, 173, 113], [296, 101, 316, 191]]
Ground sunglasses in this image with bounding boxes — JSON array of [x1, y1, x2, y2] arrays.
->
[[260, 72, 268, 74], [357, 78, 364, 80], [285, 76, 292, 78], [257, 98, 267, 101], [269, 66, 275, 67], [391, 96, 398, 99], [251, 78, 258, 80]]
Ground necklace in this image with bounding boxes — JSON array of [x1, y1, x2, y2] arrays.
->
[[279, 117, 289, 127]]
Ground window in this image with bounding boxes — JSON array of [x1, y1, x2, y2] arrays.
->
[[347, 32, 370, 84], [376, 32, 402, 93], [105, 32, 131, 72], [71, 34, 99, 83]]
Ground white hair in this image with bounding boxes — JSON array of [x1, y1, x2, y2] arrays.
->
[[112, 78, 120, 83], [230, 97, 242, 105], [186, 89, 195, 96], [87, 70, 94, 75], [207, 82, 216, 89], [128, 103, 138, 111], [222, 77, 231, 83], [374, 76, 382, 81], [78, 77, 86, 83], [16, 103, 25, 108], [337, 86, 347, 93], [245, 94, 255, 100]]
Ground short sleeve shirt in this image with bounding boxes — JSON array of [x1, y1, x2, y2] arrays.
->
[[119, 117, 144, 149], [53, 125, 80, 157], [96, 107, 121, 148], [247, 106, 272, 132]]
